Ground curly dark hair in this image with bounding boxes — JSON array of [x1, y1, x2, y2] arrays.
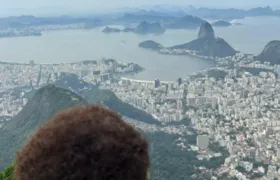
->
[[14, 105, 150, 180]]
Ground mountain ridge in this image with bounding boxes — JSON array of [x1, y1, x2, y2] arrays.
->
[[0, 85, 88, 170], [102, 21, 166, 34], [52, 73, 159, 125], [163, 15, 205, 29], [0, 77, 160, 170], [134, 21, 166, 34], [254, 40, 280, 65]]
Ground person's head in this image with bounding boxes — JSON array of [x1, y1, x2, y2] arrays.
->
[[15, 105, 150, 180]]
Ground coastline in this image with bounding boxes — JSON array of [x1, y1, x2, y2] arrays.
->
[[0, 59, 144, 76], [0, 48, 250, 84], [140, 46, 218, 64], [158, 50, 217, 64], [0, 31, 42, 39], [0, 34, 42, 39], [137, 46, 261, 81]]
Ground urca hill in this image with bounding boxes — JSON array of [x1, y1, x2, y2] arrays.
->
[[254, 40, 280, 65]]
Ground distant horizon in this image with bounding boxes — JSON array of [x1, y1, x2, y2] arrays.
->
[[0, 3, 279, 17]]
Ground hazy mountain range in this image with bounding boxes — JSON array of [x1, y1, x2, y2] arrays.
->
[[0, 5, 279, 30], [102, 21, 166, 34], [126, 5, 280, 20]]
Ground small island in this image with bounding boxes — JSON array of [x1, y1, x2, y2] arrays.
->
[[139, 40, 164, 50], [254, 40, 280, 65], [232, 23, 243, 26], [212, 20, 232, 27], [102, 26, 122, 33], [139, 22, 237, 58]]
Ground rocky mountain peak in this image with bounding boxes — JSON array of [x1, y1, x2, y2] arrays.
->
[[197, 21, 215, 39]]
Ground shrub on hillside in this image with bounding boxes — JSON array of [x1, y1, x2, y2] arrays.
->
[[0, 164, 14, 180]]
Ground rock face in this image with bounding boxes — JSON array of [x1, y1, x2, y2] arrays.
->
[[212, 20, 232, 27], [134, 21, 166, 34], [255, 40, 280, 65], [0, 85, 87, 170], [138, 40, 163, 50], [197, 22, 215, 39]]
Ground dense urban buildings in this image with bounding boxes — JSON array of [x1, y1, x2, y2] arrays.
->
[[2, 52, 280, 179]]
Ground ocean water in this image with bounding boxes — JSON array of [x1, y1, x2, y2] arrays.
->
[[0, 16, 279, 80]]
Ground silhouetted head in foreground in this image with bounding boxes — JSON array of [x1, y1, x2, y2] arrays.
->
[[15, 105, 150, 180]]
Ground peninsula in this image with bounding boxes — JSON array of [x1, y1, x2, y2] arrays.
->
[[139, 21, 237, 58]]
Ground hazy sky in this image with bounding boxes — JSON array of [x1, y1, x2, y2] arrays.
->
[[0, 0, 279, 16]]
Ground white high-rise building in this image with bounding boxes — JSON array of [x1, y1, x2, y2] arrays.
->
[[196, 135, 209, 150], [277, 148, 280, 160]]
